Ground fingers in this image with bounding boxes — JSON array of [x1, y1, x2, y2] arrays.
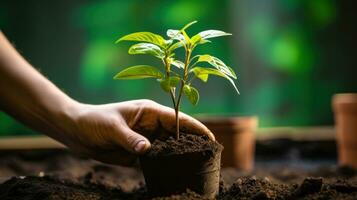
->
[[157, 105, 215, 141], [113, 124, 151, 154]]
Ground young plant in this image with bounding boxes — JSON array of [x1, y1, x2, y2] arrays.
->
[[114, 21, 239, 140]]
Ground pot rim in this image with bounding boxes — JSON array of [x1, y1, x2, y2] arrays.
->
[[332, 93, 357, 113], [142, 143, 223, 158], [333, 93, 357, 104]]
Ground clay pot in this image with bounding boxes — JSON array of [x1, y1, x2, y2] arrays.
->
[[198, 116, 258, 170], [332, 93, 357, 168], [139, 146, 223, 199]]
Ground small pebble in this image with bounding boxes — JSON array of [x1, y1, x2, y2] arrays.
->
[[235, 178, 243, 185], [38, 171, 45, 177]]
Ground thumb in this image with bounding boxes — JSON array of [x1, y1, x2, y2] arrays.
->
[[115, 125, 151, 154]]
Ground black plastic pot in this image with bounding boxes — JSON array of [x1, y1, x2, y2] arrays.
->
[[139, 145, 223, 199]]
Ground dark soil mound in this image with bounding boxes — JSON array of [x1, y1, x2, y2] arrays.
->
[[151, 190, 207, 200], [1, 141, 357, 199], [146, 134, 222, 157], [219, 176, 297, 199], [1, 175, 357, 200], [0, 176, 145, 200]]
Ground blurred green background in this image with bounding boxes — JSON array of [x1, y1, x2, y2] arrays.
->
[[0, 0, 356, 136]]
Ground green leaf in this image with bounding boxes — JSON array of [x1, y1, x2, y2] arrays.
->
[[182, 20, 197, 31], [116, 32, 165, 48], [190, 67, 240, 94], [222, 74, 240, 94], [190, 67, 239, 94], [114, 65, 163, 80], [128, 43, 164, 58], [167, 29, 185, 41], [197, 55, 237, 79], [197, 30, 231, 40], [191, 30, 231, 46], [168, 41, 184, 52], [183, 85, 199, 105], [170, 59, 184, 69], [227, 66, 237, 78], [159, 76, 181, 92], [167, 29, 190, 48], [181, 29, 191, 45], [190, 35, 211, 46], [164, 39, 173, 47], [167, 21, 197, 41], [190, 67, 226, 82], [167, 21, 197, 47], [178, 21, 198, 45]]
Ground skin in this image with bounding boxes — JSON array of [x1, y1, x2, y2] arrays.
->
[[0, 32, 215, 166]]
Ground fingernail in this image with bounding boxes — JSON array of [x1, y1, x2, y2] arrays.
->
[[134, 140, 147, 153]]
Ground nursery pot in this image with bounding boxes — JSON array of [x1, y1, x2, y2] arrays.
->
[[332, 93, 357, 168], [139, 146, 223, 199], [199, 116, 258, 170]]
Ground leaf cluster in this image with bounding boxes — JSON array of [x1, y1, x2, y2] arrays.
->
[[114, 21, 238, 106]]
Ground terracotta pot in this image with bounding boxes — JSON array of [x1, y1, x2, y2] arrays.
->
[[332, 93, 357, 168], [198, 116, 258, 170], [140, 146, 223, 199]]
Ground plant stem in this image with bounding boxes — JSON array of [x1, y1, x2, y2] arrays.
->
[[175, 80, 184, 139], [174, 48, 192, 140], [163, 55, 179, 139], [163, 57, 177, 108]]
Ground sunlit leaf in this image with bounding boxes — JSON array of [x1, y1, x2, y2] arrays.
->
[[168, 41, 185, 52], [167, 29, 185, 41], [116, 32, 165, 48], [167, 21, 198, 49], [227, 66, 237, 78], [197, 55, 237, 79], [190, 67, 240, 94], [114, 65, 163, 80], [183, 85, 199, 105], [190, 35, 211, 46], [191, 30, 231, 46], [164, 39, 173, 47], [128, 43, 164, 58], [198, 30, 231, 39], [170, 59, 185, 69], [167, 29, 190, 48], [181, 29, 191, 45], [182, 20, 197, 31], [168, 21, 197, 41], [224, 75, 240, 94], [190, 67, 226, 82], [159, 76, 181, 92]]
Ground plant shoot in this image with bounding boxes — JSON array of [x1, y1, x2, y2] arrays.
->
[[114, 21, 239, 139]]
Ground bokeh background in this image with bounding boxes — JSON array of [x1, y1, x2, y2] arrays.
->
[[0, 0, 356, 136]]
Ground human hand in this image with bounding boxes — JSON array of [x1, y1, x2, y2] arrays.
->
[[60, 99, 214, 166], [0, 33, 214, 166]]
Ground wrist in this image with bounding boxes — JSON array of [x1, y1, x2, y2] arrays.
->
[[47, 97, 83, 144]]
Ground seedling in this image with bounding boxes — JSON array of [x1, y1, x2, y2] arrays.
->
[[114, 21, 239, 139]]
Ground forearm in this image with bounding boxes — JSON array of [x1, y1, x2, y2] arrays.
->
[[0, 32, 77, 142]]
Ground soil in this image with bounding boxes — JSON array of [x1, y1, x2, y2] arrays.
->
[[140, 134, 222, 198], [0, 139, 357, 199], [146, 134, 221, 157], [1, 170, 357, 200]]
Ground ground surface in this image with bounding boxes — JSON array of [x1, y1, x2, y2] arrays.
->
[[0, 139, 356, 199]]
